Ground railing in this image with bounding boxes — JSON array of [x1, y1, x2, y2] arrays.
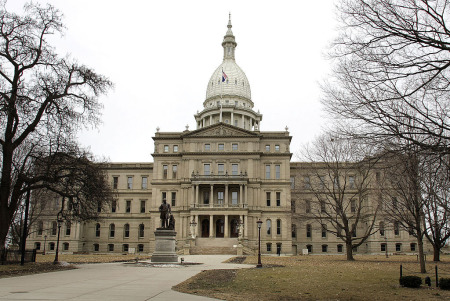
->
[[191, 172, 248, 181], [191, 203, 248, 209]]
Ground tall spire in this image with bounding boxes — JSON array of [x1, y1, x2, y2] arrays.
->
[[222, 13, 237, 61]]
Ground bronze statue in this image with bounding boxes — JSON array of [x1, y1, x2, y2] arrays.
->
[[168, 214, 175, 230], [159, 200, 171, 228]]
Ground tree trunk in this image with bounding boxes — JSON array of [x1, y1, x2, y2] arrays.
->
[[433, 244, 440, 262], [417, 235, 426, 273], [346, 241, 354, 261]]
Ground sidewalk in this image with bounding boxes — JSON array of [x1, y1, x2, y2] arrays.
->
[[0, 255, 253, 300]]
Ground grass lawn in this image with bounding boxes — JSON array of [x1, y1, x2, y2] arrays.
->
[[173, 255, 450, 300]]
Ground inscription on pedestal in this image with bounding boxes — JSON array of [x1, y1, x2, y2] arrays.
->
[[151, 229, 178, 263]]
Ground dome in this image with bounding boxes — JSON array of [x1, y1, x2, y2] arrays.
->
[[205, 60, 251, 101]]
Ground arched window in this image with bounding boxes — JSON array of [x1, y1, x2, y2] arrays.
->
[[266, 219, 271, 235], [124, 224, 130, 238], [139, 224, 145, 238], [109, 224, 115, 237], [95, 223, 100, 237]]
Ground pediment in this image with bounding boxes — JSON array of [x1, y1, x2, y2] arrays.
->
[[183, 123, 259, 138]]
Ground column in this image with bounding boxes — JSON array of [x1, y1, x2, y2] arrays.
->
[[244, 215, 248, 238], [224, 184, 229, 208], [210, 184, 214, 208], [241, 115, 245, 128], [244, 184, 248, 206], [250, 117, 253, 130], [239, 184, 243, 206], [195, 185, 199, 206], [231, 112, 234, 125], [210, 115, 212, 125], [209, 215, 214, 237], [195, 215, 199, 237], [224, 215, 229, 238]]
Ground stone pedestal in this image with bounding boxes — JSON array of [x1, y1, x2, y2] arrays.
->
[[151, 229, 178, 263]]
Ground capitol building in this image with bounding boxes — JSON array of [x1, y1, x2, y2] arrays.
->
[[27, 18, 422, 256]]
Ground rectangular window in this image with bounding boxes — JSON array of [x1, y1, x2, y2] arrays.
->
[[108, 244, 114, 252], [337, 244, 343, 253], [218, 143, 224, 151], [290, 176, 295, 189], [138, 244, 144, 252], [352, 224, 357, 237], [111, 200, 116, 213], [265, 165, 271, 179], [173, 145, 178, 153], [164, 145, 169, 152], [217, 191, 224, 204], [275, 145, 280, 152], [203, 164, 210, 175], [203, 191, 209, 205], [163, 165, 168, 179], [65, 222, 71, 236], [141, 177, 148, 190], [410, 243, 416, 251], [266, 243, 272, 252], [127, 177, 133, 189], [172, 165, 177, 179], [277, 219, 281, 235], [275, 165, 280, 179], [305, 200, 311, 213], [322, 245, 328, 253], [381, 244, 386, 252], [140, 200, 146, 213], [351, 199, 356, 213], [276, 192, 281, 206], [319, 176, 326, 189], [162, 192, 167, 202], [123, 244, 129, 252], [394, 221, 400, 235], [232, 143, 238, 151], [126, 200, 131, 213], [218, 164, 225, 175], [94, 244, 99, 252], [304, 176, 311, 189], [291, 200, 296, 213], [171, 192, 176, 207], [231, 191, 238, 205], [322, 224, 327, 238], [306, 224, 312, 238], [113, 177, 118, 189], [232, 164, 238, 175], [349, 176, 355, 189], [265, 145, 270, 152], [204, 144, 210, 151], [267, 220, 271, 235], [396, 243, 402, 252], [320, 200, 326, 213], [266, 192, 271, 206], [51, 221, 57, 235]]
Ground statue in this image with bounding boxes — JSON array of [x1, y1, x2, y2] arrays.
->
[[168, 214, 175, 230], [159, 200, 171, 229]]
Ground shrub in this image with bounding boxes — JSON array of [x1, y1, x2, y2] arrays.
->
[[399, 276, 422, 288], [439, 278, 450, 290]]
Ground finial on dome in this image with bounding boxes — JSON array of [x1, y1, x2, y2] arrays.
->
[[223, 14, 237, 61], [228, 12, 232, 27]]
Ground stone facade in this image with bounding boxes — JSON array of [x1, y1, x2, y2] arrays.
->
[[26, 17, 425, 256]]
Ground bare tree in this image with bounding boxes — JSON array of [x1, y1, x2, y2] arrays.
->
[[0, 2, 112, 251], [323, 0, 450, 153], [296, 134, 381, 260]]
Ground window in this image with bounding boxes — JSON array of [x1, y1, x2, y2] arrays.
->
[[63, 242, 69, 251], [266, 192, 271, 206], [352, 224, 356, 237], [337, 224, 343, 237], [322, 224, 327, 238], [265, 165, 271, 179], [172, 165, 177, 178], [95, 223, 101, 237], [410, 243, 416, 251], [394, 221, 400, 235], [304, 176, 311, 189], [140, 200, 146, 213], [123, 244, 129, 252], [173, 145, 178, 153], [113, 177, 118, 189], [163, 165, 168, 179], [275, 145, 280, 152], [277, 219, 281, 235], [396, 243, 402, 252], [232, 191, 238, 205], [265, 145, 270, 152], [35, 242, 41, 250], [349, 176, 355, 189], [65, 222, 71, 236], [138, 244, 144, 252], [322, 245, 328, 253], [290, 177, 295, 189], [305, 200, 311, 213], [217, 191, 224, 204], [141, 177, 148, 189], [126, 200, 131, 213], [234, 120, 238, 126], [337, 244, 343, 253], [232, 143, 238, 151], [291, 200, 296, 213], [381, 243, 386, 252], [218, 164, 225, 175], [204, 144, 210, 151], [109, 224, 115, 237], [108, 244, 114, 252], [266, 243, 272, 252], [162, 192, 167, 202], [97, 202, 102, 213], [94, 243, 99, 252], [171, 192, 176, 207], [127, 177, 133, 189], [49, 242, 55, 251], [111, 200, 117, 213], [204, 164, 210, 175], [203, 191, 209, 204], [320, 200, 326, 213], [164, 145, 169, 152], [275, 165, 280, 179], [351, 199, 356, 213], [218, 143, 224, 151], [306, 244, 312, 253], [353, 246, 358, 252], [291, 224, 296, 238], [232, 164, 238, 175], [319, 176, 326, 189], [379, 222, 385, 236], [51, 221, 57, 235], [37, 221, 43, 235], [266, 220, 271, 235], [276, 192, 281, 206], [124, 224, 130, 238], [306, 224, 312, 238], [139, 224, 145, 238]]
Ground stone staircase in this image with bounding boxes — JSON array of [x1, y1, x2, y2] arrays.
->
[[190, 246, 236, 255], [189, 237, 240, 255]]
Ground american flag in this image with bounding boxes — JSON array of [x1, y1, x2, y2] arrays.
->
[[222, 69, 228, 82]]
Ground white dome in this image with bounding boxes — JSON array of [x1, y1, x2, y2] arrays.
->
[[206, 60, 251, 101]]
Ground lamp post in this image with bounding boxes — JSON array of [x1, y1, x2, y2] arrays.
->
[[53, 212, 63, 264], [256, 219, 262, 268], [43, 234, 47, 255], [190, 219, 197, 239]]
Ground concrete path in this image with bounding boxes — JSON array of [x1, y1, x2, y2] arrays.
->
[[0, 255, 253, 300]]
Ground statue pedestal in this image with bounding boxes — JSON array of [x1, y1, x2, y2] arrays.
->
[[151, 229, 178, 263]]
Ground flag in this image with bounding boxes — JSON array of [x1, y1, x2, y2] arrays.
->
[[222, 69, 228, 82]]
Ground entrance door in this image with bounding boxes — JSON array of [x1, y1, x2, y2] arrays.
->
[[216, 219, 224, 237], [201, 219, 209, 237]]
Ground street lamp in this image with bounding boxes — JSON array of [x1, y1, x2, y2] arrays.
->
[[53, 212, 63, 264], [190, 219, 197, 239], [256, 219, 262, 268]]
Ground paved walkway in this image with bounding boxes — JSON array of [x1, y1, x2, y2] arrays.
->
[[0, 255, 253, 300]]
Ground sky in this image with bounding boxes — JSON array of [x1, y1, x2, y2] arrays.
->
[[8, 0, 339, 162]]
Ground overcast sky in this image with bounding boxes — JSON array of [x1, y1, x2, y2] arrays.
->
[[9, 0, 338, 162]]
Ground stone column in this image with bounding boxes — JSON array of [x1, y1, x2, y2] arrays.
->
[[225, 184, 229, 208], [191, 186, 195, 207], [224, 215, 229, 238], [241, 115, 245, 128], [231, 112, 234, 125], [244, 184, 248, 206], [239, 184, 243, 206], [210, 184, 214, 208], [209, 215, 214, 238], [195, 185, 199, 206], [244, 215, 248, 238], [210, 115, 212, 126]]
